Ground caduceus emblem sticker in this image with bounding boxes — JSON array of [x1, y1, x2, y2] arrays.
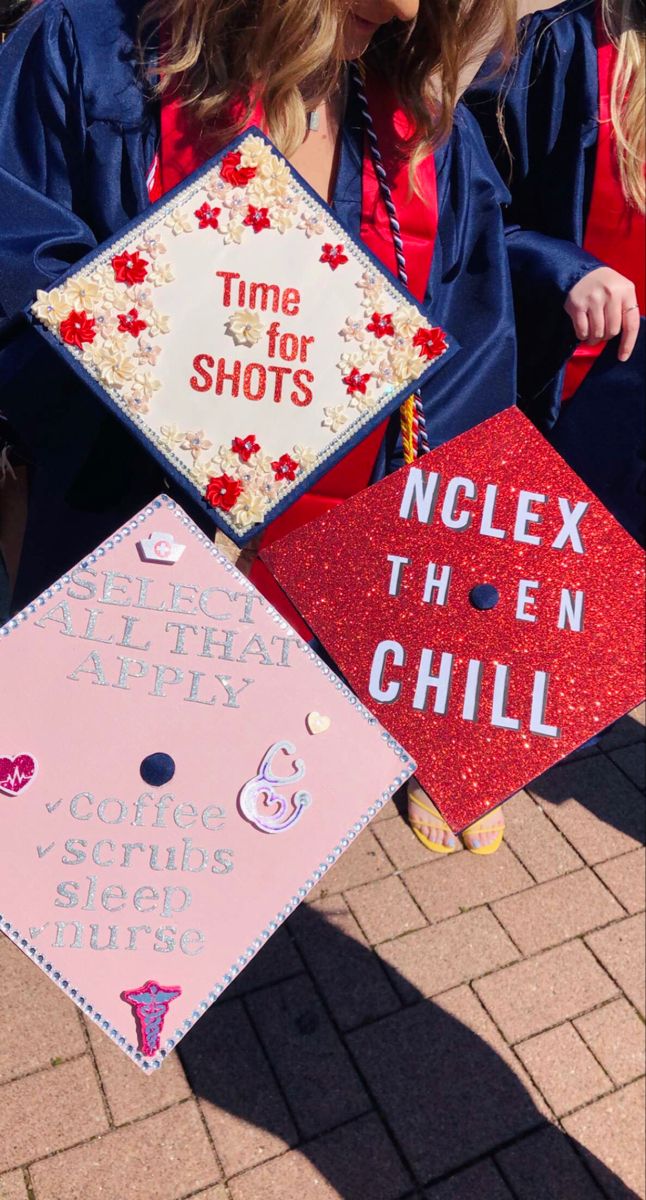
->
[[238, 741, 312, 834]]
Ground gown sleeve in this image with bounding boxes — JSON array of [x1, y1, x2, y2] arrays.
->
[[0, 0, 99, 322], [0, 1, 164, 611], [372, 106, 519, 480], [467, 3, 604, 426]]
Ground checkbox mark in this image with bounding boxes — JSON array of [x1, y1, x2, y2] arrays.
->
[[29, 923, 49, 940], [46, 799, 62, 813], [37, 842, 55, 858]]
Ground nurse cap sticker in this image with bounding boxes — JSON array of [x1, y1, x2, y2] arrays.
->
[[0, 496, 413, 1070], [262, 408, 645, 831]]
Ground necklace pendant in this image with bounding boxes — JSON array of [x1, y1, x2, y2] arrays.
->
[[308, 110, 321, 133]]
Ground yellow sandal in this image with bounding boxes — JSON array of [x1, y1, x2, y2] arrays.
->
[[462, 814, 505, 857], [407, 783, 459, 855]]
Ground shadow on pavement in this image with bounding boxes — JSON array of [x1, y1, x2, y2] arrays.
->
[[528, 715, 646, 848], [180, 903, 640, 1200]]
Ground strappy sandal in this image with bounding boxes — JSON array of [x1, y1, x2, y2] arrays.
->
[[407, 781, 459, 855], [462, 813, 505, 856]]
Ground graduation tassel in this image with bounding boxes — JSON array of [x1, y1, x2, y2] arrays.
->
[[400, 395, 416, 466], [351, 64, 430, 467]]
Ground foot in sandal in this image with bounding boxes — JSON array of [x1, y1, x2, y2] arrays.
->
[[462, 809, 505, 856], [407, 780, 459, 855]]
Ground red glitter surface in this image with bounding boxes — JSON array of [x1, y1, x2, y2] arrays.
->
[[263, 409, 645, 831]]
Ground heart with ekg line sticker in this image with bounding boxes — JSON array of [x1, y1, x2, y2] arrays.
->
[[0, 754, 37, 795]]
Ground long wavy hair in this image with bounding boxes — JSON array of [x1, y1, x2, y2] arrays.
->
[[602, 0, 645, 211], [140, 0, 517, 162]]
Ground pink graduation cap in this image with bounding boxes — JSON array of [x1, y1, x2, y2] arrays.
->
[[263, 408, 645, 831], [0, 496, 413, 1070]]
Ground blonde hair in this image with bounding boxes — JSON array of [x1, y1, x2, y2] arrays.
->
[[602, 0, 645, 211], [140, 0, 517, 163]]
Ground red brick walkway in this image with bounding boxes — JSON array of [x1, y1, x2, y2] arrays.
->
[[1, 708, 644, 1200]]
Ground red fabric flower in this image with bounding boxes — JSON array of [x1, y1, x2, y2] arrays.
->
[[413, 326, 449, 361], [366, 312, 395, 339], [244, 206, 271, 234], [271, 454, 299, 482], [342, 367, 372, 395], [205, 474, 244, 512], [117, 307, 148, 338], [195, 202, 222, 230], [59, 309, 97, 349], [112, 250, 149, 286], [232, 434, 261, 463], [320, 244, 348, 270], [220, 151, 257, 188]]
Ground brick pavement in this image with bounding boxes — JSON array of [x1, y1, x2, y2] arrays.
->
[[0, 705, 644, 1200]]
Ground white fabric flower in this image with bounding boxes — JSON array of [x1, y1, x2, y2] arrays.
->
[[388, 343, 424, 385], [165, 208, 193, 236], [249, 155, 291, 203], [134, 338, 162, 366], [271, 206, 296, 234], [90, 266, 122, 306], [129, 286, 155, 312], [393, 304, 426, 339], [138, 232, 168, 260], [299, 213, 326, 239], [223, 219, 245, 246], [293, 444, 317, 471], [340, 317, 365, 344], [148, 262, 175, 286], [239, 136, 273, 169], [223, 191, 247, 213], [147, 310, 171, 336], [32, 288, 75, 325], [91, 346, 137, 388], [134, 370, 162, 401], [93, 309, 120, 340], [180, 430, 213, 461], [207, 448, 240, 475], [159, 423, 185, 450], [61, 277, 101, 308], [348, 388, 378, 413], [205, 173, 231, 203], [373, 359, 397, 387], [126, 394, 151, 417], [322, 405, 350, 433], [356, 270, 385, 302], [235, 491, 271, 528], [225, 310, 265, 347]]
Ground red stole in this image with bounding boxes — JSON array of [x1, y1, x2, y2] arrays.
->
[[562, 7, 645, 401], [152, 82, 439, 632]]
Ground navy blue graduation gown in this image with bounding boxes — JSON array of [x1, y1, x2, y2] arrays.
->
[[467, 0, 645, 543], [0, 0, 517, 609]]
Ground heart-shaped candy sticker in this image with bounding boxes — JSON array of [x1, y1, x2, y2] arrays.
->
[[306, 712, 331, 736], [0, 754, 38, 795]]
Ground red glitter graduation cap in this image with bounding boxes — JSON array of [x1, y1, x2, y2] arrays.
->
[[263, 408, 645, 831]]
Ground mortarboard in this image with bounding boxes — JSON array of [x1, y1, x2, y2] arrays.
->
[[27, 129, 455, 545], [263, 408, 645, 831], [0, 496, 413, 1069]]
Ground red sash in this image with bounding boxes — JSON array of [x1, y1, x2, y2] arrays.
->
[[562, 7, 645, 401], [152, 83, 438, 631]]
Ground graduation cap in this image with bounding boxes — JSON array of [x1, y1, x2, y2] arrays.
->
[[27, 129, 455, 546], [0, 496, 412, 1070], [263, 408, 646, 831]]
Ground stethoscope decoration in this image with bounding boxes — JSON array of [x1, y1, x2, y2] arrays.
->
[[238, 741, 312, 834]]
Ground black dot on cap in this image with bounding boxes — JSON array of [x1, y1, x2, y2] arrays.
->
[[469, 584, 500, 611], [140, 753, 176, 787]]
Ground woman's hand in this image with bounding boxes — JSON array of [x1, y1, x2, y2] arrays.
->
[[565, 267, 641, 362]]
